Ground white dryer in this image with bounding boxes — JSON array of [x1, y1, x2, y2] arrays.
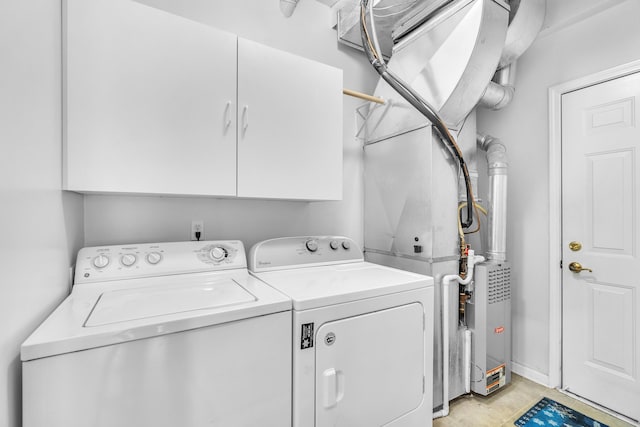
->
[[22, 240, 292, 427], [249, 236, 434, 427]]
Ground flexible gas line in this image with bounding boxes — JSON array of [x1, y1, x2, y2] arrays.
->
[[456, 202, 487, 277], [458, 202, 487, 237]]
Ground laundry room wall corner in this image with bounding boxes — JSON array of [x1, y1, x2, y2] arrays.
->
[[0, 1, 85, 426]]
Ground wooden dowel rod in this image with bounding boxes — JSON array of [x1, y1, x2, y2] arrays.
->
[[342, 88, 385, 104]]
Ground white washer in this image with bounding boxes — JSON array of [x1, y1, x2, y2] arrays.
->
[[22, 240, 292, 427], [249, 236, 434, 427]]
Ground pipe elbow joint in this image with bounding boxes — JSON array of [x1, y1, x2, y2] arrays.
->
[[477, 133, 508, 169], [479, 82, 514, 110]]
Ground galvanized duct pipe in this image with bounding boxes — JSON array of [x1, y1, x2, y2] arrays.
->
[[498, 0, 546, 69], [480, 63, 516, 110], [479, 0, 545, 110], [477, 133, 507, 261]]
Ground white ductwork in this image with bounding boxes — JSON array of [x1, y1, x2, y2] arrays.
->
[[477, 133, 508, 261], [280, 0, 300, 17], [479, 0, 545, 110], [498, 0, 546, 69], [362, 0, 509, 136]]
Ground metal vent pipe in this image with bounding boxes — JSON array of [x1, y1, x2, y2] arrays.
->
[[480, 62, 516, 110], [477, 133, 508, 261], [479, 0, 545, 110], [498, 0, 546, 69]]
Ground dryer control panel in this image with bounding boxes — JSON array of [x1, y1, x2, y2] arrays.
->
[[248, 236, 363, 272], [74, 240, 246, 284]]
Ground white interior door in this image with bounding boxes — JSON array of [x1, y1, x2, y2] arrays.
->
[[562, 71, 640, 422], [315, 304, 425, 427]]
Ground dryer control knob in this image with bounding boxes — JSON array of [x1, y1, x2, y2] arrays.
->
[[93, 254, 110, 269], [209, 246, 228, 261], [305, 240, 318, 252], [329, 240, 339, 250], [342, 241, 351, 250], [146, 252, 162, 265], [121, 254, 137, 267]]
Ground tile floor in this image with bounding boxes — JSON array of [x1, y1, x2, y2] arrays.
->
[[433, 374, 636, 427]]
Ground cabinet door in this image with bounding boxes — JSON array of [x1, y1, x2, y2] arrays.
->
[[237, 39, 343, 200], [64, 0, 237, 196]]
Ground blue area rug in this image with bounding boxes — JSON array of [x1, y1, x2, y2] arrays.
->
[[514, 397, 609, 427]]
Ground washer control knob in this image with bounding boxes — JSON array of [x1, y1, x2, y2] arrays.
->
[[146, 252, 162, 265], [209, 246, 228, 262], [329, 240, 339, 250], [121, 254, 137, 267], [93, 254, 110, 269], [305, 239, 319, 252], [342, 241, 351, 250]]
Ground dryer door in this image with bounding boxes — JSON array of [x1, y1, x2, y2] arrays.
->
[[315, 303, 425, 426]]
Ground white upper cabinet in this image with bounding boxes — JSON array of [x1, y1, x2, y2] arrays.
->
[[64, 0, 343, 200], [237, 39, 343, 200], [64, 0, 238, 196]]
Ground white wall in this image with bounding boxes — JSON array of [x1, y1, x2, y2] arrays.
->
[[0, 1, 84, 426], [476, 0, 640, 382], [84, 0, 377, 249]]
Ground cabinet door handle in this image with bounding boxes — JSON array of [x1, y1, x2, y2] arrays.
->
[[223, 101, 232, 132], [242, 105, 249, 134]]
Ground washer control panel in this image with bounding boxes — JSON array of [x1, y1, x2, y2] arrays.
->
[[248, 236, 363, 272], [75, 240, 245, 285]]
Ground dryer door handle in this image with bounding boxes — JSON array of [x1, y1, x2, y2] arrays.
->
[[322, 368, 345, 408]]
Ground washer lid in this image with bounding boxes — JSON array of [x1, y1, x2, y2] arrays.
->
[[21, 271, 291, 361], [85, 279, 256, 327], [253, 262, 433, 310]]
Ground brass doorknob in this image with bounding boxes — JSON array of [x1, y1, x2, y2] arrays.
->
[[568, 262, 593, 273], [569, 241, 582, 251]]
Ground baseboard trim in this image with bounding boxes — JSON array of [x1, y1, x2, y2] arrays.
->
[[512, 362, 550, 387]]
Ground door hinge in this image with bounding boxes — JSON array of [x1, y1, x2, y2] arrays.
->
[[560, 260, 563, 269]]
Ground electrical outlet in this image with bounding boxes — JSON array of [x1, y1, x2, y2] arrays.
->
[[191, 220, 204, 241]]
